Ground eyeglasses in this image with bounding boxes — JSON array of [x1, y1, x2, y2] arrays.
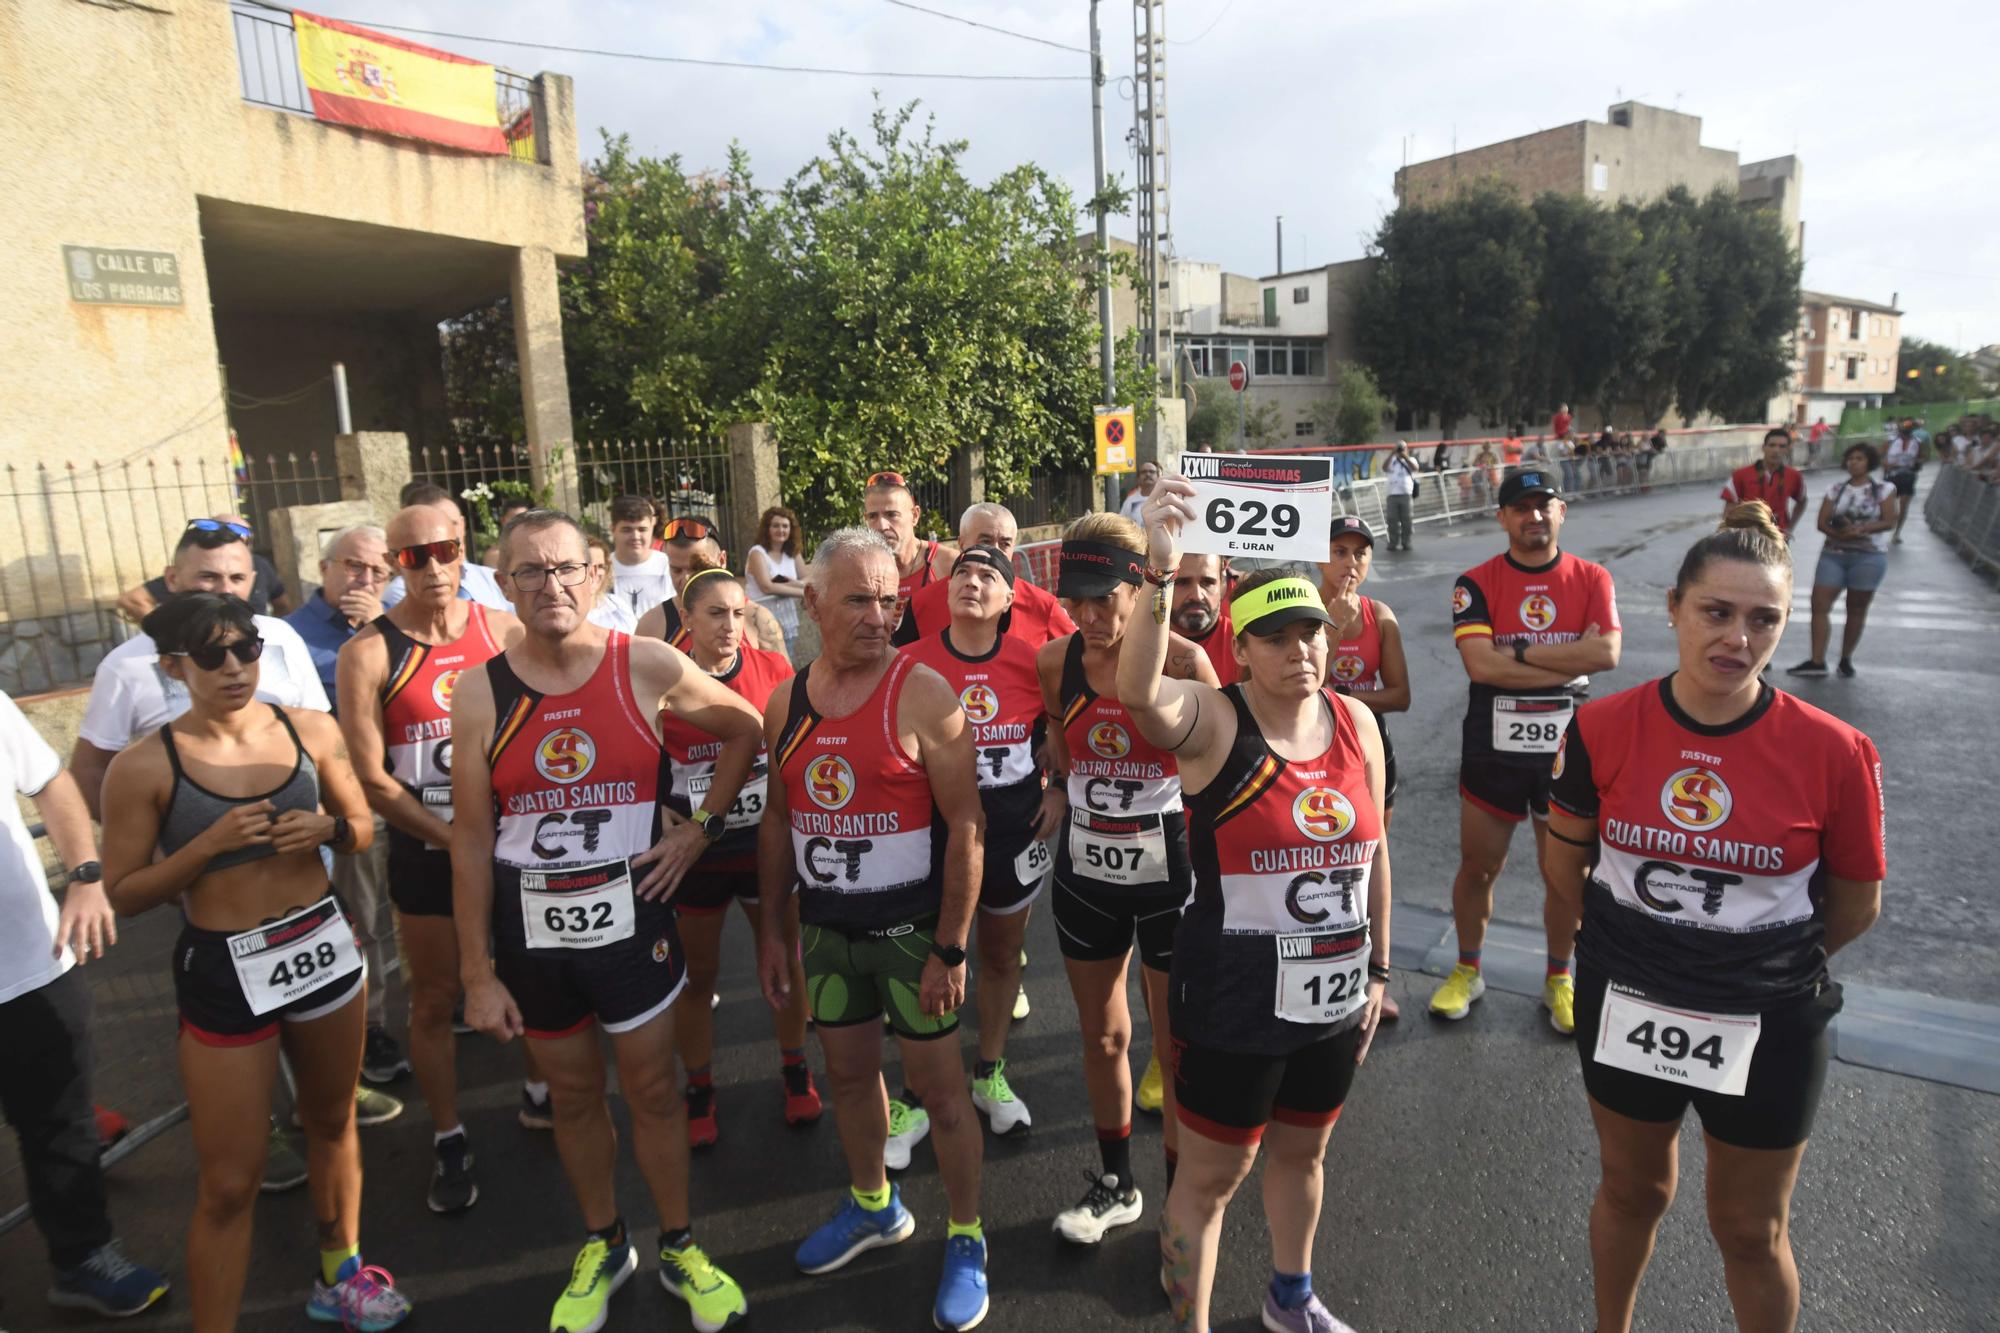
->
[[509, 562, 592, 591], [661, 517, 714, 542], [172, 636, 264, 672], [394, 539, 462, 569], [864, 471, 907, 490], [337, 558, 391, 583], [187, 519, 252, 539]]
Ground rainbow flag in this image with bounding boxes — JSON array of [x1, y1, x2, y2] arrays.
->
[[293, 11, 506, 155]]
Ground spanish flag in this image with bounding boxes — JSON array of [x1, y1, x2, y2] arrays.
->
[[293, 11, 506, 155]]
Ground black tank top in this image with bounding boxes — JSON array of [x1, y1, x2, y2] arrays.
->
[[157, 706, 321, 876]]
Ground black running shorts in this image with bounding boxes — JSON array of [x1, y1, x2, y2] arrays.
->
[[1460, 754, 1551, 823], [387, 837, 454, 917], [174, 895, 366, 1046], [1051, 874, 1187, 972], [1172, 1027, 1363, 1145], [494, 885, 687, 1040]]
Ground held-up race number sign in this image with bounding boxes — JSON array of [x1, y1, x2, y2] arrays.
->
[[1178, 452, 1335, 564]]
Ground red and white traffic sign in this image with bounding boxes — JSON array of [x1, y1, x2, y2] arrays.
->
[[1228, 360, 1249, 392]]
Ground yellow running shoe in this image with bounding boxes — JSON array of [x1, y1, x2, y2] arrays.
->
[[658, 1240, 746, 1332], [1427, 964, 1486, 1021], [550, 1236, 634, 1333], [1544, 974, 1576, 1035], [1135, 1051, 1164, 1115]]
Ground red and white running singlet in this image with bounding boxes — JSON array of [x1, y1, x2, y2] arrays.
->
[[377, 605, 501, 849], [774, 654, 944, 930], [1328, 597, 1384, 693], [1452, 550, 1620, 766], [1056, 636, 1188, 892], [1551, 678, 1885, 1011], [1175, 687, 1381, 1055], [900, 629, 1044, 834], [658, 644, 793, 866]]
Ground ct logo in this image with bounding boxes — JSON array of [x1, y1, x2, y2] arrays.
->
[[1519, 593, 1558, 632], [805, 755, 855, 811], [1661, 767, 1732, 832], [1452, 586, 1472, 616], [431, 668, 462, 713], [1331, 653, 1366, 684], [1293, 787, 1356, 842], [1087, 721, 1130, 759], [534, 728, 596, 783], [959, 684, 998, 724]]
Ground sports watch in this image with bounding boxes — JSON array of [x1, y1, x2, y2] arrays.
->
[[691, 808, 727, 842], [323, 816, 350, 850], [1513, 640, 1530, 664], [929, 939, 968, 967], [65, 860, 102, 886]]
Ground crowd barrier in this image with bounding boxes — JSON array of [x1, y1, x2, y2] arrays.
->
[[1923, 464, 2000, 581]]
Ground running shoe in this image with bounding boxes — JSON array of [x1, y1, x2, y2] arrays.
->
[[47, 1241, 169, 1317], [782, 1062, 823, 1125], [969, 1061, 1032, 1136], [1428, 964, 1486, 1021], [307, 1262, 412, 1331], [549, 1237, 635, 1333], [884, 1099, 930, 1171], [1260, 1289, 1357, 1333], [932, 1233, 989, 1331], [687, 1083, 719, 1150], [1785, 659, 1828, 677], [795, 1187, 915, 1275], [427, 1131, 478, 1214], [1544, 974, 1576, 1035], [361, 1026, 411, 1085], [262, 1121, 308, 1193], [1011, 984, 1031, 1022], [354, 1086, 404, 1127], [520, 1084, 554, 1131], [1052, 1172, 1142, 1244], [1837, 659, 1857, 678], [657, 1239, 746, 1332], [1135, 1053, 1164, 1115]]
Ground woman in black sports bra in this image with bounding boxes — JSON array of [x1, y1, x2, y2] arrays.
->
[[99, 593, 409, 1333]]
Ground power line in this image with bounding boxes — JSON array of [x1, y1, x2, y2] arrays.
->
[[879, 0, 1090, 57], [1169, 0, 1238, 45]]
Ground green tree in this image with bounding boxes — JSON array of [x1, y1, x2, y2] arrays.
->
[[1314, 362, 1392, 446], [1677, 189, 1801, 423], [1186, 377, 1283, 449], [1895, 337, 1987, 403], [1527, 195, 1657, 426]]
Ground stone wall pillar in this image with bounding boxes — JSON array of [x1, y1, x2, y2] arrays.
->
[[511, 245, 576, 503], [335, 431, 411, 509], [1147, 397, 1187, 477], [268, 501, 378, 599], [725, 422, 780, 563], [948, 442, 986, 527]]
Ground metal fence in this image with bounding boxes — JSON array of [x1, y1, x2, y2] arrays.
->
[[230, 2, 549, 165], [1924, 464, 2000, 581], [0, 451, 337, 696], [569, 438, 738, 553], [1001, 464, 1100, 533]]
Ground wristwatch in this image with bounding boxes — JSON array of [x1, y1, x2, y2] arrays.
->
[[691, 808, 727, 842], [1513, 640, 1530, 664], [929, 939, 968, 967], [323, 816, 350, 850], [65, 860, 102, 887]]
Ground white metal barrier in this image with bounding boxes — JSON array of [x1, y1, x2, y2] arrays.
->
[[1924, 464, 2000, 580]]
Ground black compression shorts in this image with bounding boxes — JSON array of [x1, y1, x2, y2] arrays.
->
[[978, 831, 1051, 916], [1460, 754, 1550, 822], [1574, 963, 1840, 1151], [1052, 874, 1187, 972], [1172, 1027, 1363, 1145], [387, 838, 454, 917], [494, 887, 687, 1040], [673, 863, 760, 915]]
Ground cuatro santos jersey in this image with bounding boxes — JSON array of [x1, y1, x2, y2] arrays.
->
[[1055, 635, 1189, 893], [658, 644, 793, 868], [1550, 678, 1885, 1011], [375, 605, 502, 853], [1329, 597, 1385, 692], [1174, 687, 1381, 1056], [1452, 550, 1620, 767], [900, 629, 1044, 841], [774, 653, 945, 930]]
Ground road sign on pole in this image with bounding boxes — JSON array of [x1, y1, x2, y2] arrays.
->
[[1228, 360, 1249, 393], [1094, 406, 1137, 475]]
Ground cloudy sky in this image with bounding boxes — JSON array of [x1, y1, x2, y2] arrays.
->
[[349, 0, 1994, 349]]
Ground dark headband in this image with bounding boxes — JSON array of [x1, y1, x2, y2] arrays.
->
[[952, 544, 1016, 587], [1057, 539, 1145, 598]]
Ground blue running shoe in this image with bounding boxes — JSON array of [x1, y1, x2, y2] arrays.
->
[[932, 1233, 989, 1331], [47, 1241, 169, 1317], [794, 1187, 915, 1275]]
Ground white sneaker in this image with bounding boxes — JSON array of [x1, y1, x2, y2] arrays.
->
[[1052, 1173, 1143, 1244], [883, 1099, 930, 1171], [969, 1061, 1032, 1136]]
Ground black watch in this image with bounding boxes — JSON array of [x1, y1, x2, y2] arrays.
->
[[929, 939, 967, 968], [1513, 639, 1530, 664], [691, 808, 727, 843], [65, 860, 103, 886], [323, 816, 350, 850]]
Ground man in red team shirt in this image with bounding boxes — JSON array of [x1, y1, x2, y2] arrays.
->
[[1551, 402, 1572, 441], [893, 503, 1075, 648], [1432, 470, 1621, 1036], [1719, 429, 1807, 535]]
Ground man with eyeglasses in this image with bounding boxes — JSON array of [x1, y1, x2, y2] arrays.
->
[[115, 515, 293, 622], [862, 472, 957, 632], [635, 516, 788, 657], [285, 523, 406, 1085], [453, 508, 761, 1333], [380, 484, 512, 614]]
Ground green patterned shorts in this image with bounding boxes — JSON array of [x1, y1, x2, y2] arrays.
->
[[800, 921, 957, 1040]]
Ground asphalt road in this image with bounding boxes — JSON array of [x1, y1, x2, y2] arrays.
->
[[3, 470, 1996, 1332]]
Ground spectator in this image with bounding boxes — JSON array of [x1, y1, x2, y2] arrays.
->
[[1649, 428, 1668, 454], [745, 504, 806, 657], [1808, 417, 1830, 461], [1430, 439, 1452, 473], [1552, 402, 1573, 440], [1522, 435, 1548, 464], [1501, 427, 1525, 467], [1383, 441, 1420, 551], [0, 689, 171, 1317], [1721, 429, 1808, 536], [1883, 420, 1923, 543], [1470, 442, 1499, 506], [1788, 443, 1899, 678], [1118, 460, 1161, 522], [1554, 432, 1579, 493], [116, 516, 291, 622]]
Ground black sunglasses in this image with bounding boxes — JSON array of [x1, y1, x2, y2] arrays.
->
[[172, 636, 264, 672]]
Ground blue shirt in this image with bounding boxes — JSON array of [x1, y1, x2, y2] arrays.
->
[[285, 589, 360, 713]]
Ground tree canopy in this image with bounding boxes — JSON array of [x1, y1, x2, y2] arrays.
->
[[1895, 336, 1989, 403]]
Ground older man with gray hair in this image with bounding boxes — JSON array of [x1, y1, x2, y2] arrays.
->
[[892, 502, 1077, 647]]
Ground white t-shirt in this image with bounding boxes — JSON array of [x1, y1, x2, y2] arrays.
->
[[1885, 438, 1922, 475], [78, 614, 330, 753], [613, 551, 674, 617], [1823, 479, 1897, 553], [1384, 456, 1419, 497], [747, 545, 799, 604], [1119, 487, 1151, 522], [0, 690, 70, 1002], [586, 589, 638, 633], [380, 562, 511, 613]]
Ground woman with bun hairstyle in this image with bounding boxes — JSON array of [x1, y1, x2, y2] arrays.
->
[[1544, 502, 1884, 1333]]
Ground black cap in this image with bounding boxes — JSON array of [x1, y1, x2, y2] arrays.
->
[[951, 544, 1016, 587], [1057, 540, 1145, 598], [1496, 469, 1561, 508], [1329, 515, 1375, 548]]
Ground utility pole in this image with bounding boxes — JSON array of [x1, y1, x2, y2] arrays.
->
[[1090, 1, 1116, 512], [1133, 0, 1171, 457]]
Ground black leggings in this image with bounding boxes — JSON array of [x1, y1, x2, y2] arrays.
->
[[0, 969, 112, 1267]]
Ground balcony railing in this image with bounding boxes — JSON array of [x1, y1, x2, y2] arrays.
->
[[230, 3, 547, 165]]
